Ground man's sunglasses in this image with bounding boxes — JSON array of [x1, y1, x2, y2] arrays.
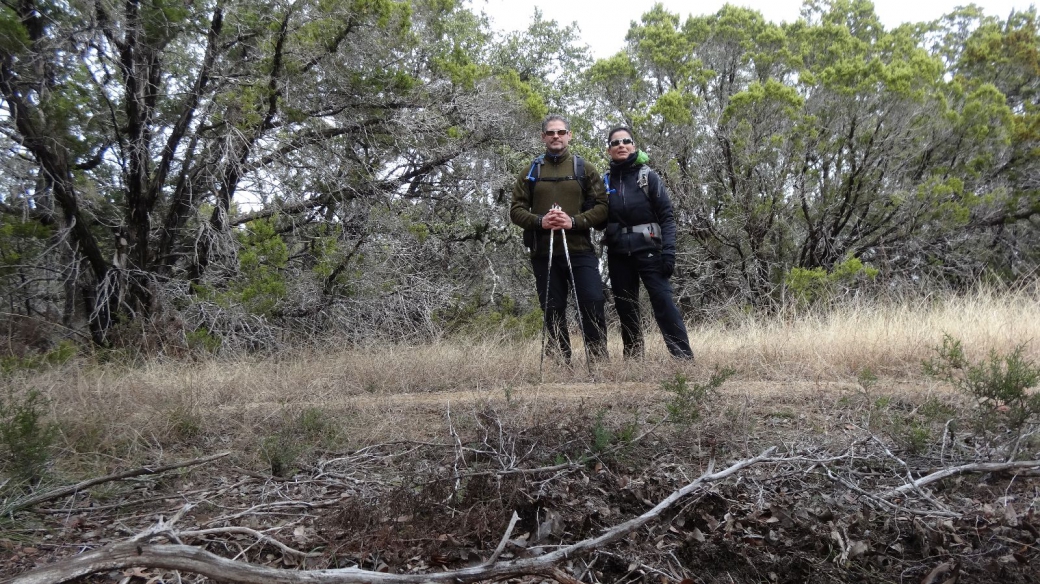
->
[[543, 129, 569, 137], [608, 138, 635, 147]]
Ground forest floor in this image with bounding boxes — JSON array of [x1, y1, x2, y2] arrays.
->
[[3, 366, 1039, 584]]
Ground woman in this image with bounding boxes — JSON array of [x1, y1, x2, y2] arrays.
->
[[602, 127, 693, 360]]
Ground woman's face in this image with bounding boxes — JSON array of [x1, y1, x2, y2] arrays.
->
[[607, 131, 635, 162]]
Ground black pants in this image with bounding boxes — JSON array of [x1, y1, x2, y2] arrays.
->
[[532, 250, 608, 362], [608, 251, 693, 359]]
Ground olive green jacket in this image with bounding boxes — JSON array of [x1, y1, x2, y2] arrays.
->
[[509, 148, 608, 257]]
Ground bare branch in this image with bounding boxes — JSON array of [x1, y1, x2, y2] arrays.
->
[[8, 452, 230, 514]]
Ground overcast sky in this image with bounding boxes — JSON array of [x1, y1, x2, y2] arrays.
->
[[471, 0, 1035, 59]]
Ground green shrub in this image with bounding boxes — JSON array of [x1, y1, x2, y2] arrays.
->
[[1, 341, 77, 375], [185, 327, 222, 354], [785, 256, 879, 307], [0, 388, 57, 485], [664, 367, 735, 425], [924, 334, 1040, 433], [439, 294, 542, 341]]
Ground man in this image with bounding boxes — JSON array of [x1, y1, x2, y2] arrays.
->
[[509, 114, 610, 363]]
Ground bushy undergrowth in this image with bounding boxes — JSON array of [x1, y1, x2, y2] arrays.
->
[[924, 333, 1040, 439], [0, 388, 57, 485]]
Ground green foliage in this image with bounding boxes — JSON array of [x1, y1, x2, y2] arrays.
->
[[924, 334, 1040, 432], [260, 407, 341, 477], [591, 409, 612, 453], [235, 219, 289, 314], [0, 388, 57, 485], [192, 219, 289, 317], [185, 328, 222, 354], [440, 295, 542, 341], [167, 404, 203, 442], [1, 341, 78, 375], [589, 409, 639, 454], [664, 367, 735, 425], [857, 367, 878, 391], [890, 415, 932, 455], [785, 256, 879, 306], [261, 434, 302, 478]]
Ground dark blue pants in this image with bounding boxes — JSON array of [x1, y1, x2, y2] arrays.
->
[[532, 251, 608, 362], [608, 251, 693, 359]]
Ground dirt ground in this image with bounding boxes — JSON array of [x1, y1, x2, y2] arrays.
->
[[2, 377, 1039, 583]]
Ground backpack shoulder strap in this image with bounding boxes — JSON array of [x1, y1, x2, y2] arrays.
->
[[638, 165, 651, 195], [526, 155, 545, 182], [573, 155, 587, 196], [526, 155, 545, 202]]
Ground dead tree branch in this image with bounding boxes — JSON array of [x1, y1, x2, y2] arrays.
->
[[883, 460, 1040, 498], [9, 452, 231, 514]]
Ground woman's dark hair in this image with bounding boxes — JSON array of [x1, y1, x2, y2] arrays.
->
[[606, 126, 635, 143]]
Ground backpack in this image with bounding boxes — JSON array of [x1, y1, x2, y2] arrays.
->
[[526, 154, 589, 200], [603, 165, 651, 199], [522, 154, 601, 250]]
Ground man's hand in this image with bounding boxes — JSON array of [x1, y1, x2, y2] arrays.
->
[[541, 205, 573, 230]]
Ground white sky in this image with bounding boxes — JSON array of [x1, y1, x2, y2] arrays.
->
[[471, 0, 1036, 59]]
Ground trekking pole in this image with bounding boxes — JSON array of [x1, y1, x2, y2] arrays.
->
[[556, 205, 594, 376], [539, 220, 555, 382]]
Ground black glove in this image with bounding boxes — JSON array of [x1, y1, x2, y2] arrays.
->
[[662, 254, 675, 278]]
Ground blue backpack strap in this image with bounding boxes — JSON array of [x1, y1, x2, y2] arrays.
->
[[526, 155, 545, 183], [603, 170, 615, 194]]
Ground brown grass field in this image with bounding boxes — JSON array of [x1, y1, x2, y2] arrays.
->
[[2, 285, 1039, 583]]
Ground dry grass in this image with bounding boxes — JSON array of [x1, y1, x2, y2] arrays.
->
[[693, 284, 1040, 379], [7, 285, 1038, 472]]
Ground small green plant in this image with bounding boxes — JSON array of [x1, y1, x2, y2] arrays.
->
[[664, 367, 735, 425], [168, 404, 203, 441], [296, 407, 338, 443], [857, 367, 878, 391], [261, 434, 302, 478], [917, 397, 958, 422], [890, 416, 932, 455], [185, 327, 221, 354], [591, 409, 612, 453], [785, 256, 879, 307], [0, 388, 57, 485], [924, 334, 1040, 433], [618, 415, 639, 444]]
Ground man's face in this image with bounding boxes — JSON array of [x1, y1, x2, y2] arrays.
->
[[541, 121, 571, 154]]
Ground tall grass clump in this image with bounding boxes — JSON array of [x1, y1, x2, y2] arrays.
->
[[689, 282, 1040, 379]]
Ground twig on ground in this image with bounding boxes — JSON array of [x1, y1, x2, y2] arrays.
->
[[823, 466, 960, 518], [482, 511, 520, 566], [883, 460, 1040, 498], [179, 526, 323, 558], [9, 452, 230, 514]]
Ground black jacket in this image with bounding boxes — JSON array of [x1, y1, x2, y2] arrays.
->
[[604, 157, 677, 257]]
